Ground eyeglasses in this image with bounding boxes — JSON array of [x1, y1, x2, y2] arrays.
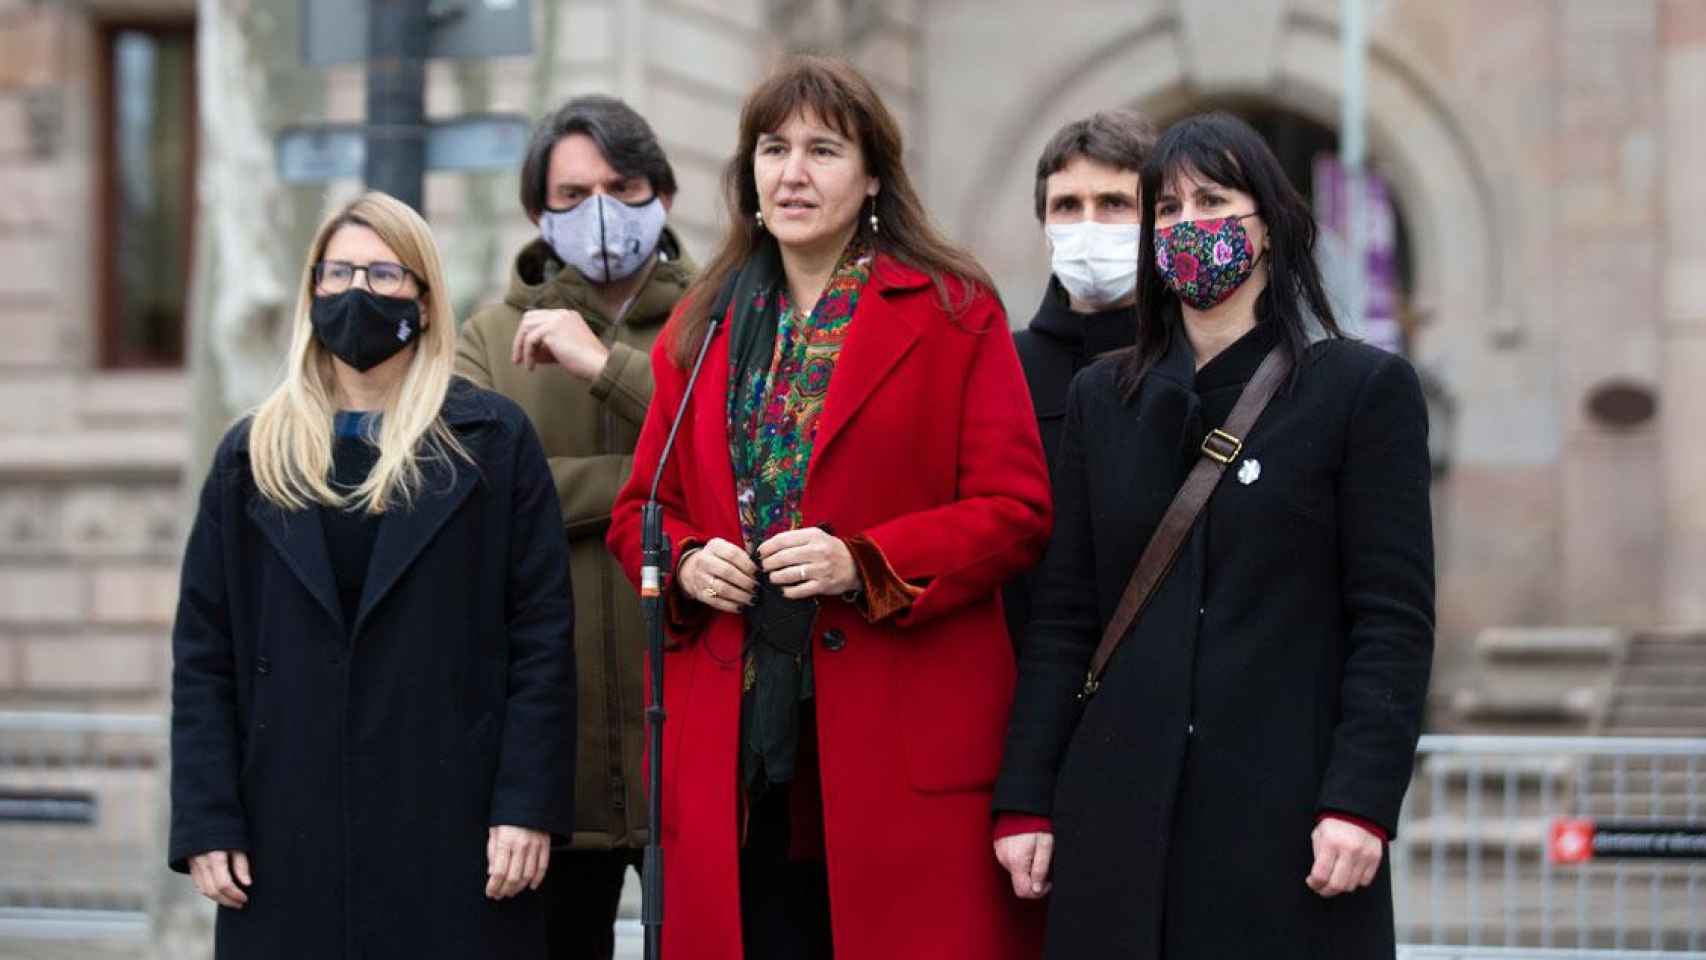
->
[[312, 260, 424, 297]]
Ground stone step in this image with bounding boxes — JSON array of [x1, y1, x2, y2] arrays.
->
[[1623, 643, 1706, 666], [1601, 725, 1706, 737], [1611, 686, 1706, 707], [1604, 704, 1706, 728], [1449, 687, 1599, 724], [1475, 627, 1622, 663], [1630, 629, 1706, 645], [1618, 665, 1706, 686]]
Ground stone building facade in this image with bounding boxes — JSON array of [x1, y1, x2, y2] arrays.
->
[[3, 0, 1696, 725], [0, 0, 191, 709]]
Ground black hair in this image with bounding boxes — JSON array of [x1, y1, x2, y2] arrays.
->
[[1120, 111, 1342, 396], [518, 95, 678, 219], [1033, 109, 1156, 221]]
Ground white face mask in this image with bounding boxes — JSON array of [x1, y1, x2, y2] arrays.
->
[[539, 194, 668, 285], [1046, 221, 1139, 309]]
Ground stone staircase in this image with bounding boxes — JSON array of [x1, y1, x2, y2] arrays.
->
[[1604, 630, 1706, 736]]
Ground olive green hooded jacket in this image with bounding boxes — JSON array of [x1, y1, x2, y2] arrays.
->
[[455, 229, 694, 849]]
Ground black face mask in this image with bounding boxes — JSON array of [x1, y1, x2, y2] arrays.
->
[[310, 289, 422, 372]]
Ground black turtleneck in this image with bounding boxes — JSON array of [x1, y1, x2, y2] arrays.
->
[[1012, 277, 1138, 468], [1005, 277, 1138, 650]]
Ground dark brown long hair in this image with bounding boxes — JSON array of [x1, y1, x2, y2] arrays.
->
[[669, 55, 995, 366]]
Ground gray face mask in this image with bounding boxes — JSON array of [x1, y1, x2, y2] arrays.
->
[[539, 194, 668, 285]]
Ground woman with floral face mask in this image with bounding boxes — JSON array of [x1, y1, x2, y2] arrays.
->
[[992, 112, 1434, 959]]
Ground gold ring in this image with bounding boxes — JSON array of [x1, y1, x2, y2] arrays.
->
[[703, 584, 719, 600]]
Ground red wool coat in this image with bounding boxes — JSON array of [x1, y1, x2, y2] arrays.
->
[[607, 255, 1052, 960]]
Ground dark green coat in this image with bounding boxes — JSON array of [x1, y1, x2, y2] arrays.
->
[[455, 231, 694, 849]]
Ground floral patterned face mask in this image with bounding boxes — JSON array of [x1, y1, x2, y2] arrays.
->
[[1154, 213, 1261, 310]]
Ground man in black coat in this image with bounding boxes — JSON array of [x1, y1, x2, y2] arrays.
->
[[1004, 110, 1156, 648]]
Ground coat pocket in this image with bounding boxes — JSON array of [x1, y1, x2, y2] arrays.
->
[[897, 623, 1014, 794]]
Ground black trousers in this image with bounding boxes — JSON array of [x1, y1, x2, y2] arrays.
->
[[543, 847, 643, 960], [740, 784, 833, 960]]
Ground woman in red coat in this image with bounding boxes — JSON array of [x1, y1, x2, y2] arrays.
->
[[607, 55, 1050, 960]]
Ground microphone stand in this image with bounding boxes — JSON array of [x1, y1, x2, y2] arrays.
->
[[639, 315, 721, 960]]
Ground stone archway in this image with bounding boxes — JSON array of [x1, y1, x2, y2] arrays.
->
[[949, 4, 1532, 395], [918, 0, 1567, 697]]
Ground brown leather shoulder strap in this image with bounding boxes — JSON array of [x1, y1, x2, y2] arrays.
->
[[1079, 344, 1294, 700]]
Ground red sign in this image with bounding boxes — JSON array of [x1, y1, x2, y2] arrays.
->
[[1550, 818, 1596, 864]]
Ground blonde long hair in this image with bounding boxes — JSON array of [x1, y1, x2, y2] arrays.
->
[[249, 192, 469, 514]]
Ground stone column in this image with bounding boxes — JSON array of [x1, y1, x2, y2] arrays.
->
[[1554, 0, 1666, 627], [1661, 1, 1706, 624]]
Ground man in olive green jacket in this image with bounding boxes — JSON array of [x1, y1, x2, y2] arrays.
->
[[455, 95, 694, 960]]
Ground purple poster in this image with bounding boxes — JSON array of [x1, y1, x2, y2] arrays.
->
[[1313, 155, 1401, 353]]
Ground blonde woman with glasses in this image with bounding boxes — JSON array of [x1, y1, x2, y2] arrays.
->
[[168, 192, 576, 960]]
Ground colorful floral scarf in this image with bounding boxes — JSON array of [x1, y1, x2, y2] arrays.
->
[[726, 239, 872, 797]]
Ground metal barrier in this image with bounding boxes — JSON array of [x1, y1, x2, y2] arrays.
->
[[1400, 950, 1706, 960], [0, 710, 165, 942], [6, 718, 1706, 955], [1396, 735, 1706, 958]]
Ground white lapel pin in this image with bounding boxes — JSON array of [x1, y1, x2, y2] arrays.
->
[[1237, 458, 1261, 486]]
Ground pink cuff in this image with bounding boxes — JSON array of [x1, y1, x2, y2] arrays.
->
[[993, 813, 1054, 843], [1318, 810, 1389, 844]]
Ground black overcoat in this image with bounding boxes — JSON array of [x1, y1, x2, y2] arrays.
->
[[1004, 279, 1137, 647], [168, 378, 576, 960], [994, 321, 1434, 958]]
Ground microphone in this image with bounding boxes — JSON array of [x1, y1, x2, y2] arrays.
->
[[638, 317, 719, 595], [640, 295, 731, 593], [638, 268, 739, 960]]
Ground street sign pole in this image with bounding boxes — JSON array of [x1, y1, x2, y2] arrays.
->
[[365, 0, 429, 211], [293, 1, 534, 208], [1340, 0, 1366, 335]]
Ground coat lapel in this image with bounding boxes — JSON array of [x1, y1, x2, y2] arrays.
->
[[808, 256, 927, 478], [246, 494, 346, 636], [1139, 325, 1207, 487], [352, 427, 484, 639]]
